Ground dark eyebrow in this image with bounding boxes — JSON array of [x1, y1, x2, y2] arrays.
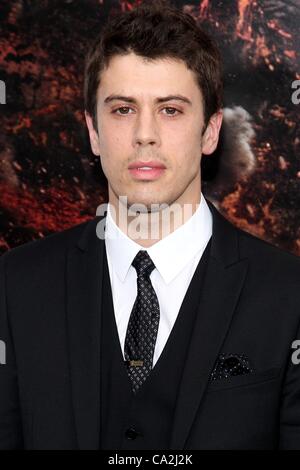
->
[[103, 94, 192, 106]]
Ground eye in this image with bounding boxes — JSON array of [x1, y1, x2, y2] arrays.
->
[[112, 106, 133, 115], [162, 107, 181, 116]]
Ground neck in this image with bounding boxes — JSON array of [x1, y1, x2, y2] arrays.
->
[[108, 192, 202, 248]]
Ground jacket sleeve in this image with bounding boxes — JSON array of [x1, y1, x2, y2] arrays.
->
[[0, 251, 24, 449], [279, 316, 300, 449]]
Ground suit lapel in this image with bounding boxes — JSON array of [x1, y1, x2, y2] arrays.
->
[[170, 199, 249, 449], [66, 215, 104, 449]]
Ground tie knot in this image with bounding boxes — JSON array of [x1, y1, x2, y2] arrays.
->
[[132, 250, 156, 277]]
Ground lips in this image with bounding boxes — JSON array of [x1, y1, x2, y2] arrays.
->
[[128, 162, 166, 181], [128, 160, 166, 170]]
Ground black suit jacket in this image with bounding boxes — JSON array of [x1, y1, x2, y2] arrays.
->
[[0, 199, 300, 449]]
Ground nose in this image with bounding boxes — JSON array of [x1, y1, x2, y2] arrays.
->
[[133, 109, 160, 147]]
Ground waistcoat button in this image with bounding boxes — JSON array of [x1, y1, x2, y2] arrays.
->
[[125, 427, 140, 440]]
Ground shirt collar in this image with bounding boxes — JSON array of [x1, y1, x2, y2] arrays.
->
[[105, 193, 212, 285]]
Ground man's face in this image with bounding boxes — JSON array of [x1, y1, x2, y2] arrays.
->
[[86, 52, 222, 211]]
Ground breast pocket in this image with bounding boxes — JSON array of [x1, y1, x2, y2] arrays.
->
[[206, 366, 282, 392]]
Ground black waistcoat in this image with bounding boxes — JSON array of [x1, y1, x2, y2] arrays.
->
[[100, 239, 211, 450]]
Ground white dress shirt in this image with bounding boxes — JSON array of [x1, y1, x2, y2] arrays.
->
[[104, 193, 213, 367]]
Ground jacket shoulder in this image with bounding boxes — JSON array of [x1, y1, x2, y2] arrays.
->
[[1, 218, 94, 267], [236, 223, 300, 273]]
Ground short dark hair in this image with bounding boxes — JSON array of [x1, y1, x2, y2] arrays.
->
[[84, 0, 223, 131]]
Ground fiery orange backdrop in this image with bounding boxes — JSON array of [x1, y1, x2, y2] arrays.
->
[[0, 0, 299, 255]]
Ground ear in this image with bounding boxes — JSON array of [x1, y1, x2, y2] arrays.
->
[[85, 110, 101, 156], [201, 109, 223, 155]]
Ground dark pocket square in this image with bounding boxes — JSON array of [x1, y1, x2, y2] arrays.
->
[[210, 353, 254, 381]]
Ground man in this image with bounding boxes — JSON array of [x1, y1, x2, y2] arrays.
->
[[0, 1, 300, 450]]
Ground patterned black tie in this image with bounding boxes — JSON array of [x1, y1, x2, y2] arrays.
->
[[124, 250, 160, 393]]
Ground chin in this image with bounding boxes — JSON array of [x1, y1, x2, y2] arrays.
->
[[125, 197, 164, 213]]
